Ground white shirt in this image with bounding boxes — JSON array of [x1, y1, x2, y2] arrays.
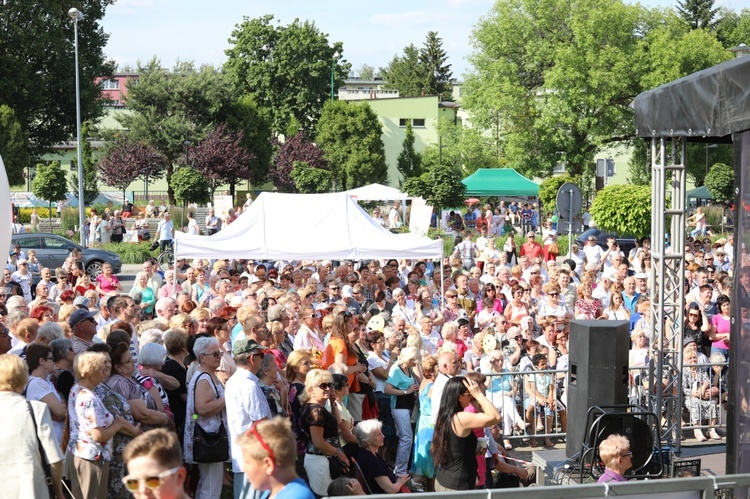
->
[[225, 367, 271, 473], [187, 218, 200, 235], [583, 244, 604, 267], [26, 376, 64, 444], [431, 372, 452, 424]]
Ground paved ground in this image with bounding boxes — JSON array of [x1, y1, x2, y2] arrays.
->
[[117, 263, 140, 294]]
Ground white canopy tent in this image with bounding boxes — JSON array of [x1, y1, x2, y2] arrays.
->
[[345, 183, 410, 222], [173, 192, 443, 261]]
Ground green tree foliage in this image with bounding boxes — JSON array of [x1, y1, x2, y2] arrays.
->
[[0, 1, 114, 158], [116, 58, 233, 204], [590, 184, 651, 239], [463, 0, 730, 181], [677, 0, 720, 30], [403, 162, 465, 211], [419, 31, 453, 101], [358, 64, 375, 80], [69, 122, 99, 205], [538, 175, 578, 213], [222, 94, 273, 187], [421, 118, 502, 175], [0, 105, 29, 186], [715, 8, 750, 48], [396, 122, 422, 185], [315, 101, 387, 190], [381, 32, 453, 100], [290, 162, 332, 193], [704, 163, 734, 203], [171, 167, 210, 205], [225, 15, 350, 135], [31, 161, 68, 232], [380, 44, 425, 97]]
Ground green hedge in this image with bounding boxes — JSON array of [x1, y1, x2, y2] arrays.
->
[[100, 242, 158, 264]]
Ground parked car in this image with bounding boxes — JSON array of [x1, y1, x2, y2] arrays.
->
[[574, 228, 638, 256], [11, 233, 122, 279]]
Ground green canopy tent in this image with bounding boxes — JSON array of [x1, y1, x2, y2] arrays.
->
[[687, 185, 713, 201], [462, 168, 540, 197]]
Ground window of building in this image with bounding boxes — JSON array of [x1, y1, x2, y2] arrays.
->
[[412, 119, 426, 128], [70, 160, 76, 171], [101, 79, 119, 90], [399, 118, 408, 127]]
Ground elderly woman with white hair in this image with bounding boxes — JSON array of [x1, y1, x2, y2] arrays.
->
[[597, 434, 632, 483], [129, 271, 155, 320], [135, 342, 172, 419], [485, 349, 525, 449], [385, 346, 421, 477], [184, 337, 227, 499], [355, 419, 412, 494], [391, 288, 416, 326]]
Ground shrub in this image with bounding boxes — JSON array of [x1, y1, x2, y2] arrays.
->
[[590, 185, 651, 239], [100, 242, 156, 264]]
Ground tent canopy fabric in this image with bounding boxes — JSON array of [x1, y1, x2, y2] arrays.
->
[[631, 56, 750, 140], [462, 169, 540, 197], [345, 183, 411, 201], [174, 192, 443, 261], [687, 185, 713, 201]]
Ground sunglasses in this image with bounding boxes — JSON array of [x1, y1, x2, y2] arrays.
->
[[329, 286, 340, 291], [548, 292, 560, 296], [122, 466, 181, 492], [318, 382, 333, 390], [201, 351, 223, 358]]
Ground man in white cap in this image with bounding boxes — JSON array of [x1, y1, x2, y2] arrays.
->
[[338, 285, 361, 315]]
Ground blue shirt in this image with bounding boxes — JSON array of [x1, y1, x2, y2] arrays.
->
[[260, 478, 315, 499]]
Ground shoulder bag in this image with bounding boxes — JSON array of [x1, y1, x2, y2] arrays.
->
[[191, 372, 230, 463], [27, 402, 57, 498]]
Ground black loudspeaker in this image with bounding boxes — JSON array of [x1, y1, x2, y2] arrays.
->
[[565, 320, 630, 458]]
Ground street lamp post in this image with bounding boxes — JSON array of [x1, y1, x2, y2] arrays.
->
[[330, 51, 340, 101], [69, 7, 85, 246]]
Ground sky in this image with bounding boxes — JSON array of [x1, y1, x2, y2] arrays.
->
[[100, 0, 744, 79]]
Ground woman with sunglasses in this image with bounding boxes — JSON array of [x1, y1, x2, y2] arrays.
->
[[301, 368, 348, 496], [684, 303, 710, 354], [184, 337, 227, 499], [538, 283, 572, 320]]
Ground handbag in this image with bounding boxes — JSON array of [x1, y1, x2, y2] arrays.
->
[[329, 452, 352, 479], [191, 373, 230, 463], [27, 402, 57, 498]]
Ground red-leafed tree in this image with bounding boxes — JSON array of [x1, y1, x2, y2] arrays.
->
[[180, 123, 254, 197], [270, 133, 328, 192], [98, 136, 166, 197]]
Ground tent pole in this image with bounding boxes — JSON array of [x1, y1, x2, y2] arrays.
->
[[440, 260, 445, 308], [172, 238, 178, 301]]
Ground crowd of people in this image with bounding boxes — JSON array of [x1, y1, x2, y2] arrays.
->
[[0, 198, 742, 497]]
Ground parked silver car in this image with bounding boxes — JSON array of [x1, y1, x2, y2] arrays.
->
[[11, 233, 122, 278]]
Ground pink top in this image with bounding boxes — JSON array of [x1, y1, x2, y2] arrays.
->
[[711, 314, 730, 351], [96, 274, 120, 294]]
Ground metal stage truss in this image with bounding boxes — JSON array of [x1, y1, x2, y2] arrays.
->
[[648, 136, 687, 454]]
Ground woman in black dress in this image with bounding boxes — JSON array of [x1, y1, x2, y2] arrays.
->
[[431, 376, 501, 491]]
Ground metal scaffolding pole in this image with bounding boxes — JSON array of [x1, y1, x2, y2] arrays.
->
[[648, 136, 687, 454]]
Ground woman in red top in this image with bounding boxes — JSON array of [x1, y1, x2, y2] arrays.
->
[[75, 272, 96, 297]]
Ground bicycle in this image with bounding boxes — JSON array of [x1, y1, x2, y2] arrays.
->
[[157, 243, 174, 272]]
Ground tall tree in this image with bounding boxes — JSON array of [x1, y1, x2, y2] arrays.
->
[[69, 122, 99, 205], [225, 15, 350, 135], [270, 133, 328, 193], [677, 0, 720, 30], [396, 122, 422, 185], [403, 162, 465, 212], [115, 58, 233, 204], [358, 64, 375, 80], [290, 162, 332, 193], [181, 123, 254, 197], [704, 163, 734, 203], [316, 101, 388, 190], [380, 44, 427, 97], [31, 161, 68, 232], [171, 167, 211, 206], [0, 1, 114, 158], [715, 8, 750, 48], [222, 95, 273, 187], [98, 136, 166, 197], [419, 32, 453, 101], [0, 105, 29, 187]]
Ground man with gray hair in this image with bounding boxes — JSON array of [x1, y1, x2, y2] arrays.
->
[[154, 297, 177, 321], [158, 269, 182, 299], [226, 339, 271, 499]]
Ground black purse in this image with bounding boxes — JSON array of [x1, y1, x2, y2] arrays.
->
[[191, 373, 230, 463], [27, 402, 57, 498]]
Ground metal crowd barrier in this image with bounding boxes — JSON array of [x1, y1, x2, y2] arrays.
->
[[480, 360, 729, 442]]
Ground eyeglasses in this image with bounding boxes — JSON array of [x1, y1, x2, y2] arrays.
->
[[122, 466, 181, 492], [329, 286, 340, 291], [530, 271, 540, 275], [548, 292, 560, 297], [201, 351, 223, 358], [45, 356, 54, 361], [318, 382, 333, 390], [19, 263, 27, 266], [621, 452, 632, 458], [688, 313, 699, 317], [246, 420, 276, 465]]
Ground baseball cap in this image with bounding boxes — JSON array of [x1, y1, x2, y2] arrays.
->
[[232, 338, 268, 357], [341, 285, 354, 298], [69, 308, 97, 329], [73, 296, 90, 309]]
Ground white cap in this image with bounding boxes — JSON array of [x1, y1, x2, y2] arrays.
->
[[341, 285, 354, 298], [634, 272, 648, 280]]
